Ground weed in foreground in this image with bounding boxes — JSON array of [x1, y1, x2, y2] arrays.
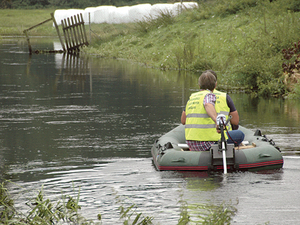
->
[[113, 189, 154, 225], [0, 181, 101, 224], [177, 189, 238, 225], [0, 181, 16, 223]]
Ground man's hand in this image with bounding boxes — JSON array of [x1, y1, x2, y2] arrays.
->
[[216, 114, 226, 133], [216, 114, 226, 126]]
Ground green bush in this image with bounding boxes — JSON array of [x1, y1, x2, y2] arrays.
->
[[286, 0, 300, 12]]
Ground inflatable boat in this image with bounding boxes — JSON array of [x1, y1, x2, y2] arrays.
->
[[151, 125, 283, 172]]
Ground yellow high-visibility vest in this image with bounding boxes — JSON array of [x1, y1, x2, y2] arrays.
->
[[185, 90, 220, 141], [214, 89, 230, 124]]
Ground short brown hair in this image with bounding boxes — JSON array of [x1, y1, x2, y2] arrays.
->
[[204, 70, 217, 80], [198, 71, 216, 91]]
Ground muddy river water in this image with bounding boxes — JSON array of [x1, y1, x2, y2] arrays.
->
[[1, 38, 300, 224]]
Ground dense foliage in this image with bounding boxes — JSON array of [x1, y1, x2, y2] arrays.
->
[[282, 41, 300, 76]]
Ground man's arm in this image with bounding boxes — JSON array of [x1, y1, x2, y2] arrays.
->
[[226, 94, 240, 129], [204, 103, 217, 123], [229, 110, 239, 126], [181, 111, 186, 125]]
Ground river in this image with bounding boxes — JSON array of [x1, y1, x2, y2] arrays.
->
[[1, 38, 300, 224]]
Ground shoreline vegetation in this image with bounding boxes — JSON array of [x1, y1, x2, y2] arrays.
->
[[1, 0, 300, 98], [0, 181, 238, 224], [82, 0, 300, 98]]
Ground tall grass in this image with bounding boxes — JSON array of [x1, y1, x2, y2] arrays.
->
[[135, 9, 176, 34]]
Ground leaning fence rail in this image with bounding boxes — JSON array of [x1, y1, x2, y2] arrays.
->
[[23, 13, 88, 54]]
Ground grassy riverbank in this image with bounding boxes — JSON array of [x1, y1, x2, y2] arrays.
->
[[83, 0, 300, 97], [1, 0, 300, 97]]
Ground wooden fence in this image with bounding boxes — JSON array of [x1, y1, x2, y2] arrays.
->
[[23, 13, 88, 54], [61, 13, 89, 54]]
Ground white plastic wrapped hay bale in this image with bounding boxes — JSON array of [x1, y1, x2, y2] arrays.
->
[[108, 6, 130, 24], [83, 7, 98, 24], [93, 6, 117, 24], [172, 2, 183, 16], [128, 4, 152, 23], [149, 3, 174, 19], [54, 9, 84, 26], [53, 10, 67, 26]]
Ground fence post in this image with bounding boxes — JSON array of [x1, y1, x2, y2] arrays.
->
[[23, 30, 32, 55], [51, 13, 66, 52]]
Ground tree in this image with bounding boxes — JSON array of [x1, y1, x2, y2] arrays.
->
[[0, 0, 12, 8]]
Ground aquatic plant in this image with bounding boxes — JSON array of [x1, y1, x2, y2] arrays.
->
[[119, 204, 153, 225], [0, 181, 101, 224], [113, 189, 154, 225], [177, 190, 238, 225], [25, 187, 85, 224], [0, 181, 16, 223], [178, 201, 238, 225]]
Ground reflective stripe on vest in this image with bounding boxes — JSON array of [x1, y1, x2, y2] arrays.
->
[[185, 90, 220, 141], [214, 89, 231, 130]]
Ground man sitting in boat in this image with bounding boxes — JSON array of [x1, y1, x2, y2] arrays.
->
[[181, 71, 244, 151]]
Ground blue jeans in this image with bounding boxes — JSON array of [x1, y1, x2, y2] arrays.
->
[[226, 130, 245, 145]]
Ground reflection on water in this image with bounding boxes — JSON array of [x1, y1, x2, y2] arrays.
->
[[56, 53, 91, 93], [1, 38, 300, 224]]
